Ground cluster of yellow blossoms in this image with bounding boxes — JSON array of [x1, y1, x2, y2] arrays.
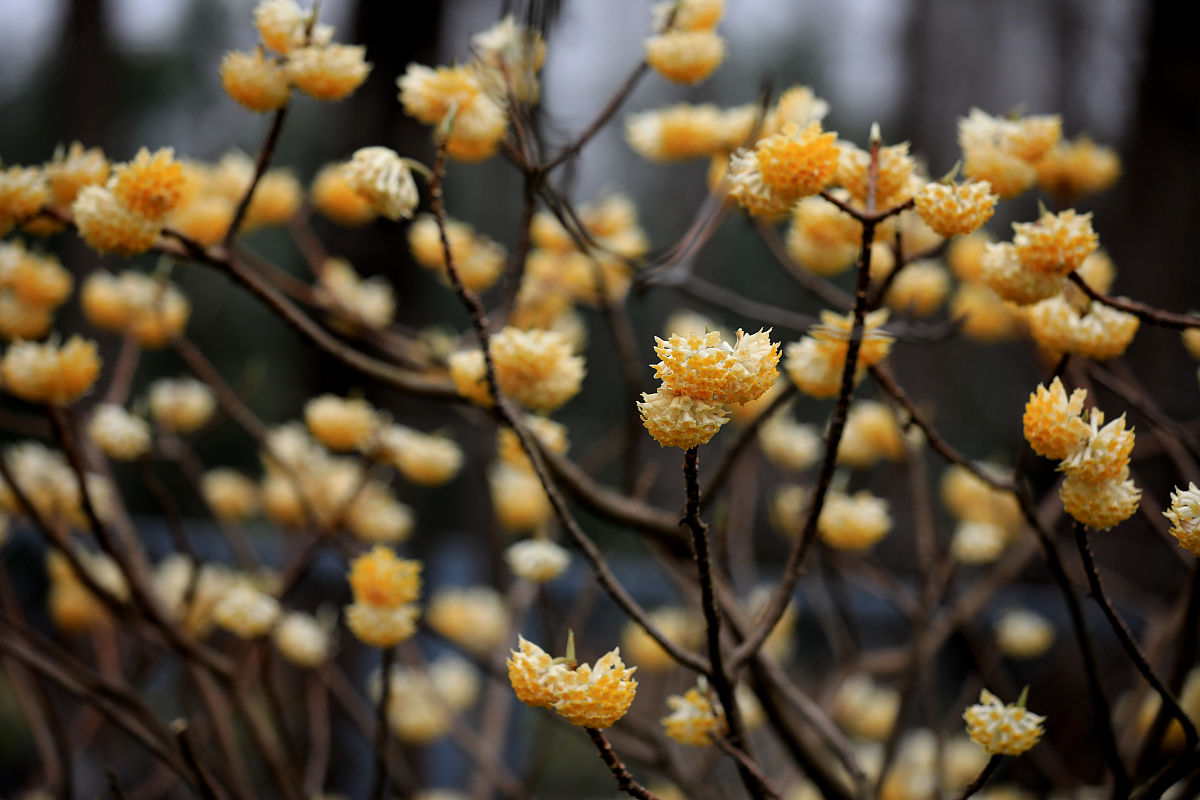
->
[[0, 241, 73, 340], [1024, 377, 1140, 529], [73, 147, 183, 256], [345, 545, 422, 648], [450, 326, 585, 412], [427, 586, 511, 655], [508, 635, 638, 729], [0, 442, 114, 534], [1164, 483, 1200, 557], [661, 681, 726, 746], [982, 208, 1098, 305], [639, 326, 780, 448], [221, 0, 370, 111], [963, 689, 1045, 756], [994, 608, 1056, 660], [378, 656, 479, 743], [513, 194, 649, 332], [0, 336, 101, 406], [408, 213, 507, 293], [82, 270, 190, 347], [784, 309, 893, 399], [941, 463, 1023, 564], [644, 0, 726, 85], [399, 16, 545, 161]]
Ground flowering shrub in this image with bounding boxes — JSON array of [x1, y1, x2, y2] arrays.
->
[[1, 1, 1199, 798]]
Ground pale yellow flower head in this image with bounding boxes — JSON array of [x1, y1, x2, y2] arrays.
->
[[662, 683, 725, 746], [220, 49, 290, 112], [147, 377, 216, 433], [1023, 377, 1090, 461], [88, 404, 151, 461], [645, 30, 726, 84], [963, 689, 1045, 756], [287, 44, 371, 102], [345, 146, 419, 221], [304, 394, 379, 452], [1165, 482, 1200, 557], [1, 336, 101, 406]]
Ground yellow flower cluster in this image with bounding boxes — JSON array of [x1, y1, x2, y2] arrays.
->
[[505, 538, 570, 583], [785, 194, 862, 276], [380, 657, 479, 743], [644, 0, 725, 85], [817, 490, 892, 551], [958, 108, 1062, 198], [1027, 294, 1139, 361], [260, 423, 413, 542], [71, 147, 186, 256], [1035, 136, 1121, 202], [449, 326, 585, 412], [0, 165, 52, 237], [0, 442, 114, 530], [341, 147, 420, 221], [508, 635, 638, 729], [942, 463, 1023, 564], [728, 122, 841, 220], [304, 393, 380, 452], [620, 607, 703, 672], [315, 257, 396, 332], [641, 328, 779, 449], [202, 469, 260, 522], [166, 152, 301, 244], [1, 336, 100, 406], [471, 15, 547, 105], [661, 683, 726, 746], [1165, 483, 1200, 557], [408, 213, 506, 293], [0, 241, 74, 340], [153, 555, 233, 637], [513, 194, 649, 330], [88, 404, 152, 461], [213, 580, 282, 639], [46, 549, 127, 633], [376, 424, 463, 487], [832, 673, 900, 741], [963, 689, 1045, 756], [837, 400, 906, 468], [994, 608, 1055, 660], [758, 407, 821, 471], [913, 179, 997, 238], [981, 209, 1098, 306], [45, 142, 110, 208], [222, 0, 370, 110], [81, 271, 190, 347], [345, 545, 422, 648], [784, 309, 893, 398], [946, 233, 1027, 344], [836, 140, 917, 211], [489, 421, 557, 534], [1023, 380, 1140, 529], [310, 163, 376, 226], [427, 587, 511, 655], [272, 610, 331, 668], [147, 377, 216, 433]]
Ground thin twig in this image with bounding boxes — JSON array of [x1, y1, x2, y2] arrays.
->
[[585, 727, 663, 800], [1068, 272, 1200, 330], [952, 754, 1002, 800], [541, 60, 649, 172], [224, 106, 289, 245], [369, 646, 395, 800], [1074, 522, 1198, 747]]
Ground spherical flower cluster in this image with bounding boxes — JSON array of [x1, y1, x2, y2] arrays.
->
[[994, 608, 1055, 660], [286, 44, 371, 101], [0, 241, 74, 340], [758, 409, 821, 471], [88, 404, 152, 461], [304, 394, 379, 452], [508, 636, 638, 729], [1023, 381, 1140, 529], [963, 689, 1045, 756], [817, 491, 892, 551], [1013, 209, 1099, 277], [202, 469, 260, 522], [408, 214, 507, 292], [213, 581, 282, 639], [837, 401, 906, 468], [784, 309, 893, 399], [0, 442, 111, 530], [728, 122, 840, 220], [621, 608, 703, 673], [1036, 137, 1121, 201], [398, 63, 507, 162], [505, 538, 570, 583], [1164, 483, 1200, 557], [147, 377, 216, 433], [310, 163, 376, 226], [785, 194, 862, 276], [662, 683, 726, 746], [427, 587, 510, 655], [645, 30, 725, 85], [254, 0, 307, 54], [641, 328, 778, 449], [315, 257, 396, 331], [81, 271, 191, 347], [625, 104, 727, 162], [272, 610, 331, 668], [832, 674, 900, 741], [941, 463, 1022, 564], [885, 260, 950, 317], [0, 166, 53, 240], [951, 520, 1010, 565], [344, 146, 419, 221], [72, 184, 161, 257], [958, 109, 1062, 198], [44, 142, 110, 207], [470, 15, 546, 104], [344, 482, 414, 544], [1027, 295, 1139, 360], [376, 424, 463, 487], [151, 556, 231, 637], [913, 180, 997, 237], [450, 326, 585, 412], [496, 415, 569, 471], [379, 659, 478, 743], [490, 464, 553, 532], [1, 336, 101, 406], [1022, 377, 1090, 460], [45, 549, 123, 633], [219, 49, 290, 112], [345, 546, 422, 649]]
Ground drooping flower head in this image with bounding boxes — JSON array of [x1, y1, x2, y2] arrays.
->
[[963, 689, 1045, 756]]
